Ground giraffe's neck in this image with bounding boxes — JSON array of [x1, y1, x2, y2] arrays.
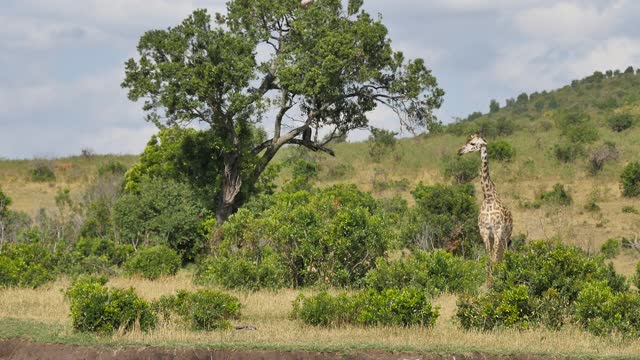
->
[[480, 146, 496, 200]]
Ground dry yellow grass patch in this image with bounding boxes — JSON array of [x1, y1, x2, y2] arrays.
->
[[2, 271, 640, 357]]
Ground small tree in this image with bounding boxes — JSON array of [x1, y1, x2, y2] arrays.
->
[[621, 162, 640, 197], [122, 2, 444, 223], [368, 127, 398, 162], [607, 113, 635, 132], [489, 99, 500, 114]]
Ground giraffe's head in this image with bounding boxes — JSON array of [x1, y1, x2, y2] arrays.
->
[[458, 133, 487, 156]]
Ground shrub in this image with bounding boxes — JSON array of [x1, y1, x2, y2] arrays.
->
[[364, 250, 485, 295], [97, 161, 128, 176], [538, 184, 572, 206], [553, 142, 584, 163], [401, 184, 480, 255], [488, 140, 515, 162], [30, 161, 56, 182], [620, 162, 640, 197], [66, 276, 156, 334], [368, 127, 398, 162], [0, 242, 57, 288], [608, 113, 635, 132], [124, 246, 181, 280], [217, 185, 391, 288], [588, 142, 619, 175], [575, 281, 640, 337], [65, 238, 134, 275], [600, 239, 621, 259], [193, 249, 287, 291], [154, 289, 241, 331], [622, 206, 639, 214], [555, 110, 598, 144], [443, 155, 480, 184], [492, 241, 627, 302], [113, 177, 208, 261], [495, 117, 515, 136], [291, 288, 439, 328]]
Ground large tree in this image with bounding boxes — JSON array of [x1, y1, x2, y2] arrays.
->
[[122, 0, 444, 223]]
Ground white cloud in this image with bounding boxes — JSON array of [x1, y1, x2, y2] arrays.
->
[[568, 37, 640, 77], [514, 1, 624, 44]]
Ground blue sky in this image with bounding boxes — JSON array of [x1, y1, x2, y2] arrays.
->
[[1, 0, 638, 158]]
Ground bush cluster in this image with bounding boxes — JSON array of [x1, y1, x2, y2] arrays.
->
[[30, 162, 56, 182], [124, 245, 181, 280], [205, 184, 391, 288], [620, 162, 640, 197], [442, 156, 480, 184], [154, 289, 241, 331], [575, 281, 640, 337], [0, 242, 57, 288], [401, 184, 480, 255], [456, 241, 628, 332], [66, 276, 156, 334], [364, 250, 485, 295], [607, 113, 635, 132], [65, 238, 134, 276], [600, 239, 621, 259], [291, 288, 439, 328], [487, 141, 515, 162]]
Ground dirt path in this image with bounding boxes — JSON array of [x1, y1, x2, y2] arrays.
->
[[0, 339, 576, 360]]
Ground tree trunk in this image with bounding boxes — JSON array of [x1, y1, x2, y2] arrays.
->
[[215, 155, 243, 224]]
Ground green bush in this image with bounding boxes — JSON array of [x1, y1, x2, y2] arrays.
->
[[620, 162, 640, 197], [193, 249, 287, 291], [538, 183, 572, 206], [555, 110, 598, 144], [401, 184, 480, 255], [575, 281, 640, 337], [364, 250, 485, 295], [154, 289, 241, 331], [65, 238, 134, 275], [622, 206, 639, 214], [124, 246, 181, 280], [113, 177, 208, 262], [98, 161, 128, 176], [492, 241, 627, 301], [607, 113, 635, 132], [600, 239, 621, 259], [442, 156, 480, 184], [488, 140, 515, 162], [66, 276, 156, 334], [633, 263, 640, 290], [553, 142, 584, 163], [457, 285, 567, 331], [215, 184, 391, 288], [0, 242, 57, 288], [30, 161, 56, 182], [291, 288, 439, 328], [368, 128, 398, 162]]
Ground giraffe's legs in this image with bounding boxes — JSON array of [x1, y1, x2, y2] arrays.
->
[[479, 227, 493, 285]]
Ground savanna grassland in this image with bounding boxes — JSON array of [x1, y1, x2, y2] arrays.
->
[[2, 71, 640, 359]]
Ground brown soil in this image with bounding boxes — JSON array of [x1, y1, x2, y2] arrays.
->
[[0, 339, 575, 360]]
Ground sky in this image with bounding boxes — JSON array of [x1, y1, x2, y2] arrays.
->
[[1, 0, 639, 158]]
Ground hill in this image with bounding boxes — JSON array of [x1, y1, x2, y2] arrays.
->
[[2, 67, 640, 275]]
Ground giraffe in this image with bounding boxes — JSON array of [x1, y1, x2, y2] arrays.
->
[[458, 134, 513, 282]]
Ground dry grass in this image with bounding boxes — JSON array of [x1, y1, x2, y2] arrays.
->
[[2, 271, 640, 357]]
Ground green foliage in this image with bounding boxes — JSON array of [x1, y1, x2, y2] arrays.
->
[[283, 159, 318, 192], [364, 250, 485, 295], [538, 183, 572, 206], [401, 183, 480, 255], [622, 206, 639, 214], [211, 184, 391, 288], [442, 156, 480, 184], [600, 239, 621, 259], [487, 140, 515, 162], [555, 110, 598, 144], [368, 127, 398, 162], [64, 238, 134, 275], [30, 161, 56, 182], [291, 288, 439, 328], [0, 188, 11, 217], [495, 117, 516, 136], [489, 99, 500, 113], [194, 249, 287, 291], [113, 177, 208, 261], [123, 246, 181, 280], [575, 281, 640, 337], [620, 162, 640, 197], [122, 3, 443, 222], [634, 263, 640, 290], [607, 113, 635, 132], [97, 161, 128, 177], [492, 241, 627, 302], [552, 142, 584, 163], [154, 289, 241, 331], [0, 242, 57, 288], [66, 276, 156, 334]]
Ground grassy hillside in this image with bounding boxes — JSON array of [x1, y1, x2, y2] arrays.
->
[[2, 69, 640, 274]]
